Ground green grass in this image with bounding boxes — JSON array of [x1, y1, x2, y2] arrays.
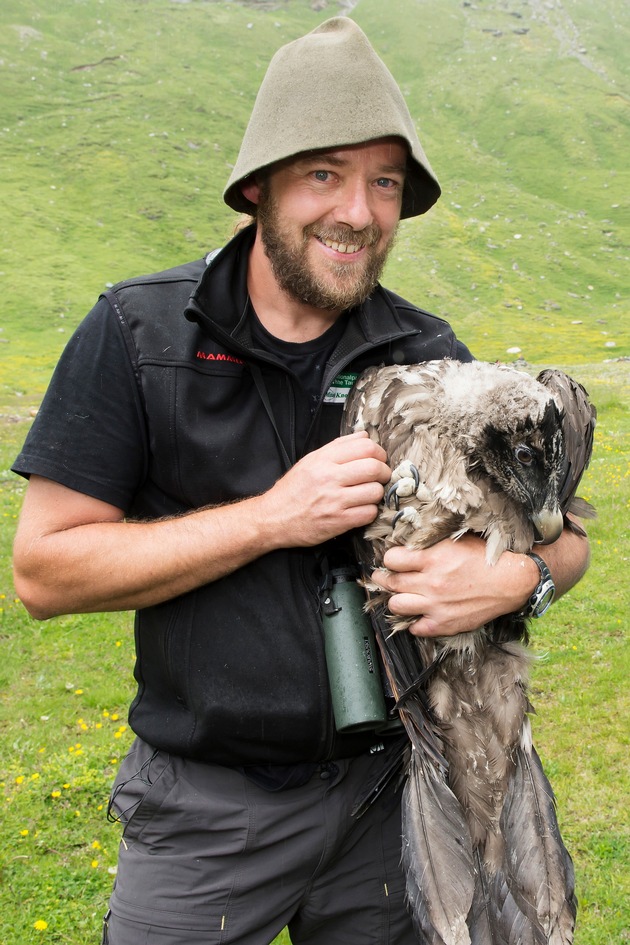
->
[[0, 0, 628, 942]]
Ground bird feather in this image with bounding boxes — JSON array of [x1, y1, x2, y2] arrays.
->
[[402, 750, 475, 945], [536, 369, 596, 533], [500, 741, 577, 944]]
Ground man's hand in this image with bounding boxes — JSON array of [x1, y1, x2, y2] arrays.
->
[[371, 525, 589, 637], [371, 534, 526, 636], [258, 431, 391, 547]]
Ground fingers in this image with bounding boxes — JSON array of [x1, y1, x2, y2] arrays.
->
[[371, 536, 496, 637], [380, 544, 435, 573], [259, 432, 391, 547], [300, 432, 391, 494], [371, 571, 433, 634], [320, 436, 390, 521], [336, 459, 391, 493], [324, 431, 390, 475]]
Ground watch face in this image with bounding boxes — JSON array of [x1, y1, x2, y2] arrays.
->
[[534, 583, 555, 616]]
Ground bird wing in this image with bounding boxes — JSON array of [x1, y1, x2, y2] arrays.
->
[[342, 361, 447, 450], [537, 369, 596, 527]]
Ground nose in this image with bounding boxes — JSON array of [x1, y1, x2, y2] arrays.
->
[[332, 179, 374, 232]]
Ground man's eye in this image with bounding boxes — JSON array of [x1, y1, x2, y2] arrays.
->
[[313, 170, 330, 182], [376, 177, 398, 189]]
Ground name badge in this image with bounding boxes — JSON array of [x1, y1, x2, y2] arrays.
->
[[323, 371, 360, 405]]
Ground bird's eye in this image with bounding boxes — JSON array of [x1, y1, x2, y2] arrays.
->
[[515, 445, 534, 466]]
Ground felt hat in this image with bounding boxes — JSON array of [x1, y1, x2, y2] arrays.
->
[[223, 17, 440, 219]]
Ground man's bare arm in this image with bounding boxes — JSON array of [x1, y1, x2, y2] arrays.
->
[[13, 432, 390, 620]]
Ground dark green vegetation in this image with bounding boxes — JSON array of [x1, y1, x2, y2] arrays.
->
[[0, 1, 627, 942]]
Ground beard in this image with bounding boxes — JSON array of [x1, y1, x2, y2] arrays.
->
[[256, 189, 398, 312]]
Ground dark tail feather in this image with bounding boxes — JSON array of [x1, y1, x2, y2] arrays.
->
[[468, 849, 501, 945], [402, 751, 475, 945], [500, 743, 577, 944], [468, 846, 551, 945]]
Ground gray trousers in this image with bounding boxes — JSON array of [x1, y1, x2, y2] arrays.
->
[[102, 737, 416, 945]]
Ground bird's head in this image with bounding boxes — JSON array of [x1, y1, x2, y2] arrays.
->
[[474, 397, 565, 544]]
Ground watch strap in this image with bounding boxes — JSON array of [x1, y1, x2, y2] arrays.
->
[[520, 552, 556, 619]]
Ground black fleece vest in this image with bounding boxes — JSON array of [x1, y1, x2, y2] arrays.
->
[[103, 229, 467, 765]]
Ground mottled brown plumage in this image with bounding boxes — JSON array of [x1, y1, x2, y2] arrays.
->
[[341, 359, 596, 945]]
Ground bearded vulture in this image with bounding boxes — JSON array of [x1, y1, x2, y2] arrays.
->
[[341, 360, 596, 945]]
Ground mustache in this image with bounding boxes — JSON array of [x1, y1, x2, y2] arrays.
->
[[304, 223, 382, 248]]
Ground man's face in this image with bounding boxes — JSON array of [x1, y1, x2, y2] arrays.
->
[[253, 138, 406, 312]]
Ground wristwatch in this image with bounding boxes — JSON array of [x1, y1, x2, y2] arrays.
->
[[519, 552, 556, 619]]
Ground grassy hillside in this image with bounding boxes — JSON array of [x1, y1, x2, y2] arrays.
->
[[0, 1, 628, 942], [0, 0, 628, 384]]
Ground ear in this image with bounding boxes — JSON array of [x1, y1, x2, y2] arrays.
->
[[240, 176, 261, 206]]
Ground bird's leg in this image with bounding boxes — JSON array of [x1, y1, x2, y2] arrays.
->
[[392, 507, 423, 529], [385, 460, 421, 510], [385, 461, 432, 533]]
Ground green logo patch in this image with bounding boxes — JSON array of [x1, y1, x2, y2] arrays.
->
[[323, 371, 359, 405]]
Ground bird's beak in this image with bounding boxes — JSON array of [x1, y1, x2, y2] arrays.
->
[[532, 506, 564, 544]]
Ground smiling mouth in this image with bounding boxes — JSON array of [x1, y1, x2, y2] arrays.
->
[[317, 236, 364, 254]]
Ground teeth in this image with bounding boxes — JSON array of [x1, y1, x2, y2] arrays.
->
[[320, 237, 362, 254]]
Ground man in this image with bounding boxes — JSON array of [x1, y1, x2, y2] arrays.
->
[[12, 17, 589, 945]]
